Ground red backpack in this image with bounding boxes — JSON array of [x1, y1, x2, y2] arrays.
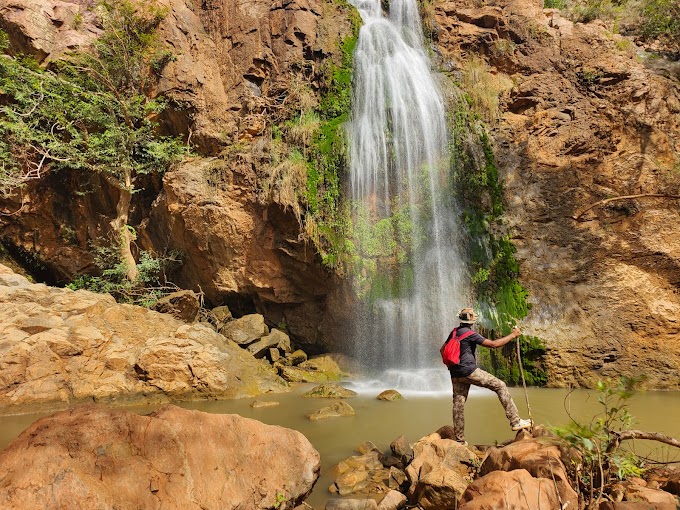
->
[[441, 328, 475, 367]]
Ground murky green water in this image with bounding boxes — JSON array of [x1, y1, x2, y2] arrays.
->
[[2, 386, 679, 508]]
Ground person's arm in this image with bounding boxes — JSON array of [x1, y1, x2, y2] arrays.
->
[[481, 327, 521, 349]]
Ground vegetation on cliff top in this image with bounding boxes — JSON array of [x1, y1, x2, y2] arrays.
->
[[546, 0, 680, 52], [0, 1, 187, 293]]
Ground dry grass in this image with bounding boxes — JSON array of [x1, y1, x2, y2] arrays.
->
[[259, 148, 308, 222], [461, 57, 513, 123]]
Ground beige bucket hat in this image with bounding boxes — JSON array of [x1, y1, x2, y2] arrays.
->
[[458, 308, 479, 324]]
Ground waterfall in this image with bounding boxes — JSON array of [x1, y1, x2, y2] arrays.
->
[[346, 0, 470, 394]]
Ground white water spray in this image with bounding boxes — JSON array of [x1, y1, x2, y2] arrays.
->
[[349, 0, 469, 392], [347, 0, 470, 393]]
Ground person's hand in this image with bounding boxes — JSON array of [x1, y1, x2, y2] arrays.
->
[[512, 327, 521, 339]]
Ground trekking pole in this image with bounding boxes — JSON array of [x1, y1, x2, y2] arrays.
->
[[515, 336, 534, 426]]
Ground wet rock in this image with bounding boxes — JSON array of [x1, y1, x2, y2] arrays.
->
[[381, 455, 403, 469], [325, 499, 378, 510], [390, 435, 413, 465], [0, 267, 287, 413], [299, 355, 346, 378], [219, 313, 268, 346], [356, 441, 381, 455], [247, 328, 291, 358], [333, 469, 370, 496], [460, 469, 561, 509], [287, 349, 309, 366], [303, 383, 357, 399], [0, 404, 319, 509], [337, 451, 384, 473], [377, 490, 407, 510], [151, 290, 201, 323], [388, 467, 408, 490], [377, 390, 403, 401], [307, 401, 355, 421], [251, 400, 280, 408]]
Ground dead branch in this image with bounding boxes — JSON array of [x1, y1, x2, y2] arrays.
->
[[572, 194, 680, 221], [606, 430, 680, 454]]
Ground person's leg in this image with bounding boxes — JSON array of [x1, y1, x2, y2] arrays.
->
[[451, 377, 471, 442], [466, 368, 521, 427]]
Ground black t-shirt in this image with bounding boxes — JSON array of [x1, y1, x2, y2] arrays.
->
[[446, 325, 486, 378]]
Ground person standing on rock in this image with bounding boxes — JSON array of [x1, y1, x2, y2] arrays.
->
[[441, 308, 532, 444]]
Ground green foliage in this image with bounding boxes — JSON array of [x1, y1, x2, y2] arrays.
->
[[552, 378, 647, 505], [0, 0, 187, 195], [637, 0, 680, 49], [544, 0, 567, 8], [450, 93, 548, 385], [67, 249, 180, 307]]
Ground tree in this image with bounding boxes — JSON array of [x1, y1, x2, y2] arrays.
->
[[0, 0, 186, 281]]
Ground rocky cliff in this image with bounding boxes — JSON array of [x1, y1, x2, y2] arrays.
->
[[0, 0, 354, 351], [0, 264, 287, 414], [432, 0, 680, 387], [0, 0, 678, 387]]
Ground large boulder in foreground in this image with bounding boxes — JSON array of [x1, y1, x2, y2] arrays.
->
[[0, 265, 288, 414], [459, 469, 562, 510], [0, 404, 320, 509]]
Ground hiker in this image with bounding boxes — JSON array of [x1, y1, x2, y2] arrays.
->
[[441, 307, 532, 444]]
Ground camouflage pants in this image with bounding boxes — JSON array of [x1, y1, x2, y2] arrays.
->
[[451, 368, 521, 442]]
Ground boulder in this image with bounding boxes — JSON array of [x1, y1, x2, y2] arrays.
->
[[287, 349, 309, 366], [269, 347, 282, 362], [279, 365, 334, 383], [622, 483, 679, 506], [0, 268, 288, 413], [406, 433, 477, 508], [356, 441, 381, 455], [378, 490, 407, 510], [303, 383, 357, 399], [150, 290, 200, 323], [377, 390, 403, 401], [280, 355, 347, 382], [332, 469, 370, 496], [390, 435, 414, 465], [247, 328, 291, 358], [307, 401, 355, 421], [325, 499, 378, 510], [219, 313, 268, 346], [459, 469, 561, 510], [599, 502, 678, 510], [479, 438, 578, 508], [388, 467, 408, 490], [337, 451, 384, 473], [0, 404, 319, 509]]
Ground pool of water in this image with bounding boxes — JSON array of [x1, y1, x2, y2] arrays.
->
[[2, 385, 679, 508]]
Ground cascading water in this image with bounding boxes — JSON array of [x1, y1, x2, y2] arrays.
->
[[347, 0, 470, 394]]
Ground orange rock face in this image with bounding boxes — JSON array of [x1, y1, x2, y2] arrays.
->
[[433, 0, 680, 388], [0, 404, 320, 509]]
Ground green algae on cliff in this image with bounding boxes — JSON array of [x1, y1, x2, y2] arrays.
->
[[449, 92, 548, 386]]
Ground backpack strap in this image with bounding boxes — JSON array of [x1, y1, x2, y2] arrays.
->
[[455, 330, 476, 342]]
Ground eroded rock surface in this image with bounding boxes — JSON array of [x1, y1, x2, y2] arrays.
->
[[434, 0, 680, 388], [0, 265, 287, 414], [0, 404, 320, 509]]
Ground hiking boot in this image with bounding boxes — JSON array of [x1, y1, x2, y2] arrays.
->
[[511, 419, 533, 431], [456, 440, 468, 447]]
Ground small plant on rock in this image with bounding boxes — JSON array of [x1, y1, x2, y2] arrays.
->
[[552, 377, 680, 509]]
